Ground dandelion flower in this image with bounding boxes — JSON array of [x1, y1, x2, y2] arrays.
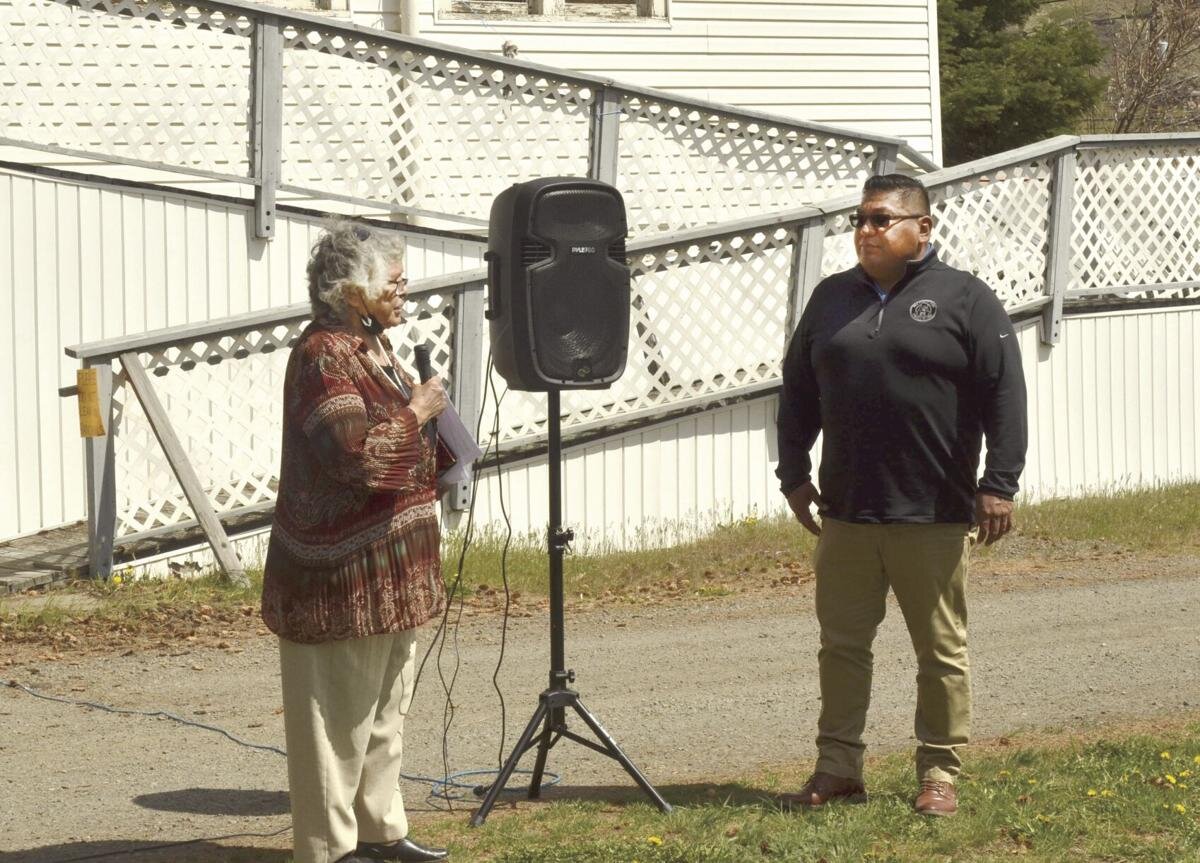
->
[[1101, 789, 1115, 798], [1181, 770, 1193, 778], [1166, 775, 1177, 785], [1161, 751, 1172, 760], [111, 574, 123, 585], [1028, 779, 1038, 785], [1176, 804, 1187, 815], [1193, 755, 1200, 766], [646, 837, 663, 846], [1087, 789, 1098, 797]]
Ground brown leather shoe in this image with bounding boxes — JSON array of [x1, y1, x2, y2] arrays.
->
[[778, 772, 867, 810], [914, 779, 957, 816]]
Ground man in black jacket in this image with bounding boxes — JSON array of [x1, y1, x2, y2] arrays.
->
[[776, 174, 1027, 817]]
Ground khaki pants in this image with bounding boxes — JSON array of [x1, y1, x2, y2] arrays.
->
[[279, 630, 418, 863], [813, 518, 972, 785]]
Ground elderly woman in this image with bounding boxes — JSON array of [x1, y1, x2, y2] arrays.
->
[[262, 221, 451, 863]]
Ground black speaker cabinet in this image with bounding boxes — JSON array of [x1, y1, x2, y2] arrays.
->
[[486, 177, 630, 391]]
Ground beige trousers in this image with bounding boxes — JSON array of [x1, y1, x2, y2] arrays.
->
[[279, 630, 418, 863], [813, 518, 972, 785]]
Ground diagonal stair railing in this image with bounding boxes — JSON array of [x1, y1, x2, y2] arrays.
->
[[0, 0, 934, 240], [63, 133, 1200, 579]]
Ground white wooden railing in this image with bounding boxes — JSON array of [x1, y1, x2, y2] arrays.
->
[[63, 134, 1200, 579], [0, 0, 934, 240]]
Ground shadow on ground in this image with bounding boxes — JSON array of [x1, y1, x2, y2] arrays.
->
[[133, 788, 290, 817], [0, 839, 289, 863]]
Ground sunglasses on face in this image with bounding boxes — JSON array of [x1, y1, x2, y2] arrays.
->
[[849, 212, 926, 230]]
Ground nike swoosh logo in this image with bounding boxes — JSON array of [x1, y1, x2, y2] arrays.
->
[[999, 333, 1010, 339]]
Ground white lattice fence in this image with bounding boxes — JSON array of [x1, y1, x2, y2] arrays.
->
[[107, 292, 456, 544], [479, 225, 797, 444], [0, 0, 255, 176], [618, 94, 880, 236], [278, 22, 595, 217], [1, 0, 902, 236], [1071, 146, 1200, 298]]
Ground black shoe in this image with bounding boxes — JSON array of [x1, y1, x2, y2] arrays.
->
[[356, 837, 449, 862]]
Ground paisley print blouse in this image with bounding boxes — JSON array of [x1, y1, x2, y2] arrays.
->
[[261, 319, 450, 644]]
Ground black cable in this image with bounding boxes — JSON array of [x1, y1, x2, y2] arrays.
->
[[487, 370, 514, 768], [5, 680, 286, 756], [48, 826, 294, 863], [407, 354, 498, 808]]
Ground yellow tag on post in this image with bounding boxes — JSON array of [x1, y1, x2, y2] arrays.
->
[[77, 368, 106, 438]]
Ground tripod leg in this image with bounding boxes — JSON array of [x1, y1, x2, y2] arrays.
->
[[570, 699, 673, 814], [470, 699, 550, 827], [527, 718, 554, 799]]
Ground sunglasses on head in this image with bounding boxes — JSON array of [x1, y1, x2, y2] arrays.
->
[[849, 212, 926, 230], [353, 225, 371, 241]]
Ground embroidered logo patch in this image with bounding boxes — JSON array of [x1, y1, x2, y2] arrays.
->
[[909, 299, 938, 322]]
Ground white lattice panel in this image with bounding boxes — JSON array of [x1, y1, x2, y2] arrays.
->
[[280, 22, 593, 219], [112, 381, 194, 537], [111, 294, 456, 542], [1, 0, 254, 176], [1071, 147, 1200, 299], [821, 162, 1054, 311], [618, 94, 877, 236], [481, 228, 796, 444]]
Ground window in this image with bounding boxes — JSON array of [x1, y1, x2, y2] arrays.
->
[[442, 0, 667, 22]]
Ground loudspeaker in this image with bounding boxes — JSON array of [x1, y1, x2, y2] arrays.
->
[[486, 177, 630, 391]]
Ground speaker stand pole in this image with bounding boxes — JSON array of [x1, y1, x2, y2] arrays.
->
[[470, 389, 671, 827]]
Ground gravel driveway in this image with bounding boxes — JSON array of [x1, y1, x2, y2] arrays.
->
[[2, 551, 1198, 861]]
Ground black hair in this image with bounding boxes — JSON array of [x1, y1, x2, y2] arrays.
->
[[862, 173, 931, 214]]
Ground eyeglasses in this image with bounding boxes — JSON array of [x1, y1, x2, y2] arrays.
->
[[382, 275, 408, 301], [849, 212, 926, 230]]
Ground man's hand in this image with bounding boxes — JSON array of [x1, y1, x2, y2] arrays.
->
[[786, 481, 826, 537], [974, 492, 1014, 545]]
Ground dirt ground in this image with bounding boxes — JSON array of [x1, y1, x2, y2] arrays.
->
[[1, 545, 1198, 862]]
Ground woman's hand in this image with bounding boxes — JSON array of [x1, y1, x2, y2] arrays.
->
[[409, 375, 448, 427]]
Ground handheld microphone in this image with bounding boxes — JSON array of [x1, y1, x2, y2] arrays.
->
[[413, 343, 437, 450]]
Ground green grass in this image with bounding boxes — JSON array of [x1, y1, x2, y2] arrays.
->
[[1016, 483, 1200, 552], [407, 721, 1200, 862], [3, 484, 1197, 640], [443, 511, 813, 602]]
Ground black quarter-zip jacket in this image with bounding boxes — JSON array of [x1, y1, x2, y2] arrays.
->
[[776, 248, 1028, 524]]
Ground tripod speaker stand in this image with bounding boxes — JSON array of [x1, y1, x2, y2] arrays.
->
[[469, 389, 672, 826]]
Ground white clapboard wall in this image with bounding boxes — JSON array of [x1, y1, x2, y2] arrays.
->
[[348, 0, 943, 163], [0, 165, 484, 541]]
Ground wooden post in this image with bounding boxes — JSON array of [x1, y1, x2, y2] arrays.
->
[[448, 286, 486, 513], [872, 143, 899, 175], [785, 219, 825, 345], [588, 87, 621, 185], [121, 353, 249, 587], [1041, 149, 1077, 346], [83, 362, 117, 581], [251, 17, 283, 240]]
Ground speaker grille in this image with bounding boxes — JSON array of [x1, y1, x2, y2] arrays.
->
[[521, 239, 551, 267]]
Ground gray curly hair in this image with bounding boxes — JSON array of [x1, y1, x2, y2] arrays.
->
[[306, 220, 406, 321]]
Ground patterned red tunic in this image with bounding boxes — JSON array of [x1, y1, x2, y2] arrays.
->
[[262, 319, 449, 644]]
